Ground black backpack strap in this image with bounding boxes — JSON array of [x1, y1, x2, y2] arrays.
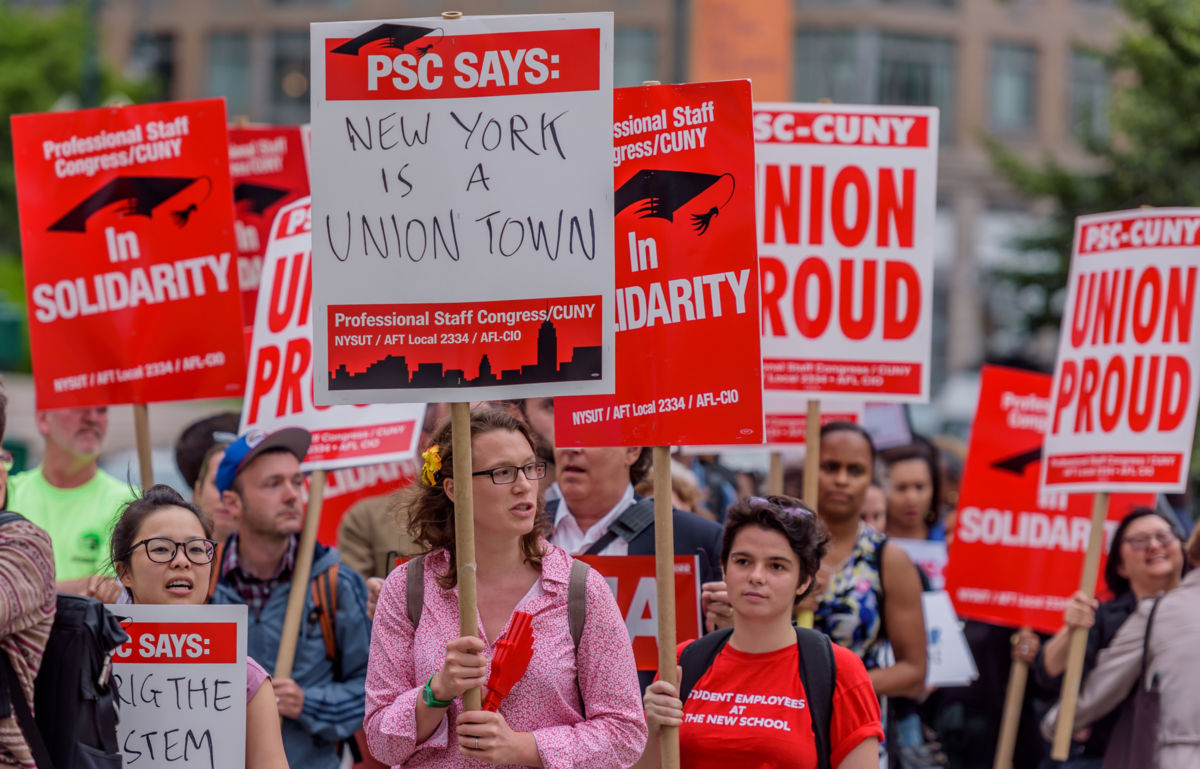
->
[[406, 555, 425, 628], [0, 651, 54, 769], [582, 498, 656, 555], [677, 626, 734, 703], [567, 559, 590, 717], [796, 627, 836, 769]]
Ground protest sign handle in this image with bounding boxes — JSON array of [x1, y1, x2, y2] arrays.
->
[[1051, 491, 1109, 759], [993, 629, 1031, 769], [653, 445, 680, 769], [451, 402, 482, 711], [133, 404, 154, 488], [275, 468, 326, 681], [767, 452, 783, 495], [802, 400, 820, 508]]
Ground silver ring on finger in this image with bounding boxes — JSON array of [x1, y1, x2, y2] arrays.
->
[[475, 737, 480, 750]]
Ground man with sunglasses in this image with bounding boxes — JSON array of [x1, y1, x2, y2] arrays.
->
[[210, 427, 371, 769]]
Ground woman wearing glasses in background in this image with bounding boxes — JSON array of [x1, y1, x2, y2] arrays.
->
[[110, 485, 289, 768], [364, 408, 646, 768]]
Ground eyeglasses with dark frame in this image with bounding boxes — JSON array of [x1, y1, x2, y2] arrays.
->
[[1123, 531, 1179, 551], [471, 462, 547, 485], [125, 537, 218, 565]]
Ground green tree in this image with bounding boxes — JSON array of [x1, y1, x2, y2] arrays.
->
[[0, 1, 146, 368], [989, 0, 1200, 338]]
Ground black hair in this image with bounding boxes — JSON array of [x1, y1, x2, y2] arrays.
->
[[721, 495, 830, 604], [111, 484, 212, 575], [819, 421, 877, 463], [879, 440, 942, 529], [1104, 506, 1183, 596], [175, 412, 240, 488]]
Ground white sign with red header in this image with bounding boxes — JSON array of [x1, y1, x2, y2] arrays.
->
[[1044, 208, 1200, 493], [310, 14, 615, 405], [754, 103, 938, 402], [109, 604, 247, 768], [763, 392, 863, 448], [243, 196, 424, 470]]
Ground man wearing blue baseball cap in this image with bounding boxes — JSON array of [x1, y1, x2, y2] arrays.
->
[[211, 427, 371, 769]]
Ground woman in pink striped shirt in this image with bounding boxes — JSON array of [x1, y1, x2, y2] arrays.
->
[[365, 409, 646, 768]]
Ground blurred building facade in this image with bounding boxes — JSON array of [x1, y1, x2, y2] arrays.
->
[[98, 0, 1120, 390]]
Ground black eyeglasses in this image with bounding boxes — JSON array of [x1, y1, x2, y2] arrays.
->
[[471, 462, 547, 485], [1123, 531, 1178, 551], [125, 537, 218, 564]]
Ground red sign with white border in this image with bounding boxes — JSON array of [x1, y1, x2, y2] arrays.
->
[[228, 125, 310, 334], [555, 80, 763, 447], [578, 555, 702, 671], [754, 103, 938, 402], [1043, 208, 1200, 493], [12, 99, 245, 408], [945, 366, 1155, 633]]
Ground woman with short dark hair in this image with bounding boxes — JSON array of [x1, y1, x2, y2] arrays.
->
[[638, 495, 883, 769]]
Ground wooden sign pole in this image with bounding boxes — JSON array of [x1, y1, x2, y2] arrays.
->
[[275, 468, 326, 680], [653, 445, 679, 769], [1050, 492, 1109, 758], [767, 452, 783, 495], [451, 402, 482, 711], [133, 404, 154, 488], [992, 629, 1031, 769], [796, 399, 821, 628]]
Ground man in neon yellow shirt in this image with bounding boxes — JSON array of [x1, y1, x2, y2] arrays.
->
[[7, 405, 130, 600]]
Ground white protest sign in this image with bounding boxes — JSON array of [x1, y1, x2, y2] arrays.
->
[[754, 103, 938, 402], [1043, 208, 1200, 493], [764, 392, 863, 449], [890, 538, 947, 591], [922, 591, 977, 687], [242, 196, 425, 470], [310, 14, 615, 405], [109, 604, 247, 769]]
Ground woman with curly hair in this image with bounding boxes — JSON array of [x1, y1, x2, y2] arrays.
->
[[364, 408, 646, 768]]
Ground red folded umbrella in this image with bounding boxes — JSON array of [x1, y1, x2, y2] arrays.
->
[[483, 611, 535, 712]]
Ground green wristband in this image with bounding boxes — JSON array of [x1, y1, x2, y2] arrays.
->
[[422, 674, 454, 708]]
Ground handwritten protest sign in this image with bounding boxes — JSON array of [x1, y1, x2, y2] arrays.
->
[[109, 604, 247, 769], [11, 99, 244, 408], [554, 80, 762, 446], [754, 103, 938, 402], [242, 196, 425, 470], [228, 125, 310, 331], [309, 14, 615, 405], [578, 555, 701, 670], [1043, 208, 1200, 492], [945, 365, 1153, 633]]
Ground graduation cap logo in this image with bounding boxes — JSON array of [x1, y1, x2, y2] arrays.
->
[[331, 24, 444, 57], [615, 169, 736, 235], [991, 446, 1042, 476], [49, 175, 212, 233], [234, 182, 290, 216]]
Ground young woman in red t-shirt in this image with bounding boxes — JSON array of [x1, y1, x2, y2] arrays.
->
[[637, 496, 883, 769]]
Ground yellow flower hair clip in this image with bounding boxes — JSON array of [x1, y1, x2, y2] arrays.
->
[[421, 445, 442, 487]]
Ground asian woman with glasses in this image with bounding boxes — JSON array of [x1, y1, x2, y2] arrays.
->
[[110, 485, 289, 768], [364, 408, 646, 768]]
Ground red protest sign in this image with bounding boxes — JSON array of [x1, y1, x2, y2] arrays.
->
[[945, 365, 1154, 633], [12, 99, 244, 408], [1044, 209, 1200, 493], [754, 104, 938, 401], [577, 555, 701, 671], [228, 126, 310, 332], [114, 621, 239, 665], [317, 461, 415, 546], [555, 80, 762, 446]]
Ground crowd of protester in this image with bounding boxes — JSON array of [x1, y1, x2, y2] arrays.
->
[[0, 379, 1195, 768]]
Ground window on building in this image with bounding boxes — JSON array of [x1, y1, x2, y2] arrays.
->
[[794, 29, 867, 103], [1070, 49, 1109, 141], [614, 28, 660, 88], [206, 33, 250, 119], [130, 32, 176, 101], [989, 43, 1037, 135], [270, 31, 310, 124], [877, 34, 955, 142]]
